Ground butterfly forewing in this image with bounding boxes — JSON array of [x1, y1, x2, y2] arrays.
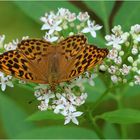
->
[[57, 35, 87, 60], [0, 39, 55, 84]]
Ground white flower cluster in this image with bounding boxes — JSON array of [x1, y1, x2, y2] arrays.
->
[[40, 8, 102, 42], [34, 84, 87, 125], [100, 25, 140, 86]]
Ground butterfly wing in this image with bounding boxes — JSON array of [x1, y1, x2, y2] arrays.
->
[[58, 44, 108, 82], [0, 39, 54, 84]]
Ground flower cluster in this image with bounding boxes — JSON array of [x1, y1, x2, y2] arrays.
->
[[40, 8, 102, 41], [35, 85, 87, 125], [100, 25, 140, 86]]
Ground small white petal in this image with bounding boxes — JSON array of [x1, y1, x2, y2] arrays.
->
[[73, 111, 83, 117], [41, 24, 50, 30], [55, 20, 62, 26], [91, 31, 96, 38], [81, 27, 90, 33], [6, 81, 14, 88], [72, 117, 79, 125], [94, 25, 102, 30], [50, 36, 58, 42], [55, 26, 62, 31], [64, 117, 71, 125], [1, 83, 6, 91], [48, 29, 55, 34]]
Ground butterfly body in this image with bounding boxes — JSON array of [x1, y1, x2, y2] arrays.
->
[[0, 35, 108, 89]]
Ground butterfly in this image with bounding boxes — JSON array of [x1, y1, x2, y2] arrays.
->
[[0, 35, 108, 90]]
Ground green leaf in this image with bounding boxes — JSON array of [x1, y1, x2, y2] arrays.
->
[[98, 109, 140, 124], [0, 93, 34, 138], [103, 122, 120, 139], [27, 111, 64, 121], [13, 1, 79, 23], [123, 85, 140, 97], [0, 2, 43, 41], [16, 126, 98, 139], [83, 1, 114, 34], [114, 1, 140, 30]]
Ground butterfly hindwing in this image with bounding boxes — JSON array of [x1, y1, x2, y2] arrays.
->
[[0, 50, 36, 81]]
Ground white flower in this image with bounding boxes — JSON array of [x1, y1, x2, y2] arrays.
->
[[64, 111, 83, 125], [107, 48, 118, 60], [41, 19, 62, 34], [40, 13, 49, 23], [121, 32, 129, 42], [66, 12, 76, 22], [4, 39, 18, 51], [0, 35, 5, 48], [82, 20, 102, 38], [111, 75, 118, 83], [120, 64, 131, 75], [112, 25, 123, 36], [43, 90, 55, 104], [0, 72, 13, 91], [44, 33, 58, 42], [38, 101, 48, 111], [134, 75, 140, 85], [77, 12, 89, 22], [108, 66, 118, 74], [57, 8, 70, 19], [99, 64, 107, 71], [131, 47, 138, 55], [131, 24, 140, 34], [105, 34, 123, 49], [75, 93, 87, 106], [114, 56, 122, 65], [53, 93, 67, 114]]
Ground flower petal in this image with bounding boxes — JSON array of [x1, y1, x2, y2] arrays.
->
[[91, 31, 96, 38], [55, 26, 62, 31], [1, 83, 6, 91], [41, 24, 50, 30], [72, 117, 79, 125], [81, 27, 90, 33], [64, 117, 71, 125]]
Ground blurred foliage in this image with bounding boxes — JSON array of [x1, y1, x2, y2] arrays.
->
[[0, 1, 140, 139]]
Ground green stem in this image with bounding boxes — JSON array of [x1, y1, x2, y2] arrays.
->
[[87, 111, 105, 139], [117, 95, 127, 139], [91, 87, 112, 112], [104, 20, 110, 35]]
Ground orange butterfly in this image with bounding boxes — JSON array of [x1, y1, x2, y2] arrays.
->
[[0, 35, 108, 90]]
